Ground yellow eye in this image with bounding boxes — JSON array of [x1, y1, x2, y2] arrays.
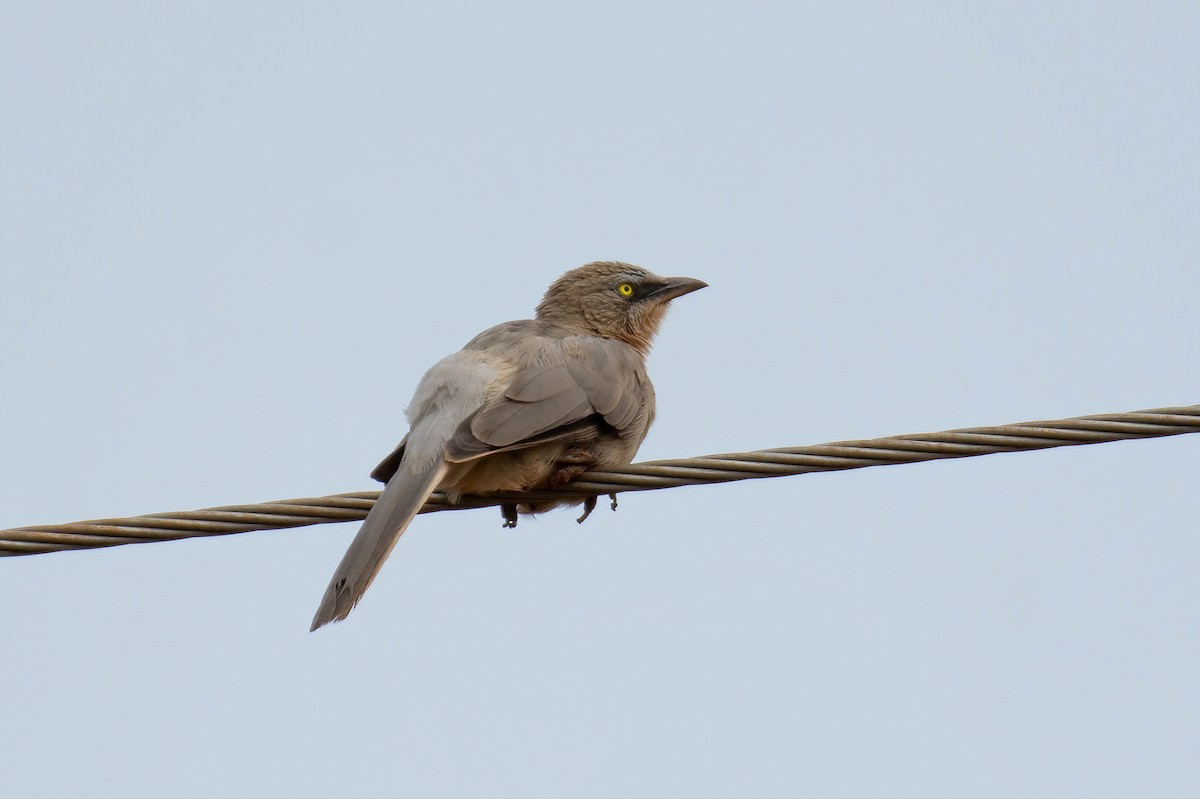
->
[[618, 283, 634, 297]]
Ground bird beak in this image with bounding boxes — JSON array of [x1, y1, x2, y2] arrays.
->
[[646, 276, 708, 303]]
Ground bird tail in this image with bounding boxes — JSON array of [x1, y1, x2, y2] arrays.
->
[[310, 459, 449, 631]]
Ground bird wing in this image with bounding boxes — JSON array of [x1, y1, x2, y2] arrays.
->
[[369, 434, 408, 484], [444, 337, 647, 463]]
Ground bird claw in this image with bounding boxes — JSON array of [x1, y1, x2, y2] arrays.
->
[[576, 495, 598, 524], [501, 503, 518, 529], [577, 493, 618, 524]]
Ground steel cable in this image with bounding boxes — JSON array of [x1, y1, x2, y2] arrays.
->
[[3, 403, 1196, 556]]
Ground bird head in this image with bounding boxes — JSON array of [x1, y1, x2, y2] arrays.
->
[[535, 261, 707, 354]]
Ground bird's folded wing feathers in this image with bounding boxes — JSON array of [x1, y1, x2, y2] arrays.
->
[[369, 434, 408, 484], [564, 345, 644, 430], [444, 338, 646, 462]]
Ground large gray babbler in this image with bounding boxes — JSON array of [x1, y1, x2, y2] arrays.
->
[[311, 261, 707, 630]]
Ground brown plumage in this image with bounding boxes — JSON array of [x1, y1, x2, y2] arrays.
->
[[310, 261, 707, 630]]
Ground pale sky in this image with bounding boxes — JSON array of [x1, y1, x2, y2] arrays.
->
[[3, 3, 1198, 797]]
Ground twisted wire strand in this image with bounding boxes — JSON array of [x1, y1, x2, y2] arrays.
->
[[3, 403, 1197, 556]]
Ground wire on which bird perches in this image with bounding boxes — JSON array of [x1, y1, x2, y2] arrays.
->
[[3, 403, 1197, 556]]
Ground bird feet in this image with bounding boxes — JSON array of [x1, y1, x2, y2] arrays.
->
[[576, 493, 620, 524], [504, 492, 619, 527]]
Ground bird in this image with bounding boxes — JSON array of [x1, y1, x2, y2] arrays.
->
[[310, 261, 707, 631]]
